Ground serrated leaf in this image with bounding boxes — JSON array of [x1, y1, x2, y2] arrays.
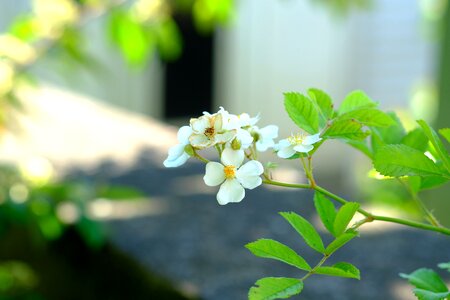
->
[[338, 90, 377, 114], [249, 277, 304, 300], [373, 144, 446, 177], [420, 176, 449, 190], [325, 232, 357, 255], [308, 88, 334, 127], [418, 120, 450, 173], [337, 108, 394, 127], [400, 268, 449, 293], [371, 112, 406, 153], [246, 239, 311, 271], [314, 192, 336, 236], [284, 92, 319, 134], [280, 212, 325, 253], [315, 262, 360, 279], [439, 128, 450, 143], [402, 128, 429, 152], [323, 119, 369, 140], [333, 202, 360, 236], [413, 289, 450, 300]]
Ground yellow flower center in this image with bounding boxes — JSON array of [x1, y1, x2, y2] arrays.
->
[[223, 165, 236, 179], [287, 133, 304, 145]]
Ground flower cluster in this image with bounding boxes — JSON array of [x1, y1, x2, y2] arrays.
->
[[164, 107, 322, 205]]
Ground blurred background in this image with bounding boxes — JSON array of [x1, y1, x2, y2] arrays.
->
[[0, 0, 449, 299]]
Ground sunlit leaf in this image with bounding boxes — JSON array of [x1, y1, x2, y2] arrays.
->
[[323, 119, 369, 140], [284, 92, 319, 134], [249, 277, 304, 300], [418, 120, 450, 173], [338, 90, 377, 115], [246, 239, 311, 271], [337, 108, 394, 127], [308, 88, 334, 127], [280, 212, 325, 253], [400, 268, 448, 293], [333, 202, 360, 236], [325, 232, 358, 255], [315, 262, 360, 279], [313, 192, 336, 236]]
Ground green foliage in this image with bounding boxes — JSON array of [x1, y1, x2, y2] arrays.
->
[[373, 144, 447, 177], [323, 119, 369, 140], [338, 90, 377, 114], [284, 92, 320, 134], [400, 267, 449, 300], [401, 128, 429, 152], [439, 128, 450, 143], [418, 120, 450, 173], [280, 212, 325, 254], [245, 239, 311, 271], [307, 88, 334, 127], [248, 277, 304, 300], [438, 262, 450, 272], [336, 108, 394, 127], [333, 202, 360, 236], [314, 192, 337, 235], [325, 232, 358, 255], [315, 262, 360, 280]]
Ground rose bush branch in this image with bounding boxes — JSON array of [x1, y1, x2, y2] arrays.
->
[[164, 88, 450, 299]]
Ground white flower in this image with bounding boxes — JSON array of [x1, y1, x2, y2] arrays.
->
[[189, 113, 236, 149], [275, 133, 321, 158], [203, 148, 264, 205], [163, 126, 193, 167], [252, 125, 279, 152]]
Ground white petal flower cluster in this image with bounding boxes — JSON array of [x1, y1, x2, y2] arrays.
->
[[275, 133, 322, 158], [164, 107, 279, 205]]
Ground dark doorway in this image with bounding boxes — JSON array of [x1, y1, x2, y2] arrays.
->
[[163, 15, 214, 119]]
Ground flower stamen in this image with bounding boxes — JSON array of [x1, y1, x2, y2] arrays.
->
[[223, 165, 236, 179], [287, 133, 304, 145]]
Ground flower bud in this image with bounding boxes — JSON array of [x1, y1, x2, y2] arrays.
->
[[231, 138, 241, 150], [184, 144, 195, 156]]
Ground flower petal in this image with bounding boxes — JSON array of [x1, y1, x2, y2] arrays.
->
[[303, 133, 322, 145], [277, 145, 296, 158], [177, 126, 192, 144], [190, 116, 209, 133], [215, 130, 236, 144], [236, 129, 253, 149], [217, 179, 245, 205], [204, 162, 225, 186], [213, 113, 223, 130], [221, 148, 245, 167], [164, 144, 190, 167], [293, 144, 314, 153], [259, 125, 279, 139], [236, 161, 263, 189], [189, 134, 210, 148], [274, 139, 290, 151]]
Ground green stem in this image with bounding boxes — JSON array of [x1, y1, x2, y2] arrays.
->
[[193, 151, 210, 163], [262, 179, 450, 236], [300, 255, 329, 281]]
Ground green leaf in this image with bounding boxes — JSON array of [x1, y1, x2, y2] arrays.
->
[[400, 268, 449, 293], [439, 128, 450, 143], [325, 232, 358, 255], [323, 119, 369, 140], [371, 112, 406, 153], [108, 10, 153, 67], [438, 262, 450, 272], [313, 192, 336, 236], [338, 90, 377, 114], [280, 212, 325, 253], [402, 128, 429, 152], [420, 176, 449, 190], [373, 144, 446, 177], [284, 92, 319, 134], [315, 262, 360, 279], [245, 239, 311, 271], [418, 120, 450, 173], [308, 88, 334, 127], [333, 202, 360, 236], [346, 139, 373, 158], [249, 277, 304, 300], [337, 108, 394, 127], [156, 19, 182, 61], [413, 289, 450, 300]]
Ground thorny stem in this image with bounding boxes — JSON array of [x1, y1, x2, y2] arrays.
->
[[262, 179, 450, 236]]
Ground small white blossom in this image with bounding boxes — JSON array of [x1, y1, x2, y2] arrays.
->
[[164, 126, 193, 167], [252, 125, 279, 152], [189, 113, 236, 149], [275, 133, 321, 158], [203, 148, 264, 205]]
